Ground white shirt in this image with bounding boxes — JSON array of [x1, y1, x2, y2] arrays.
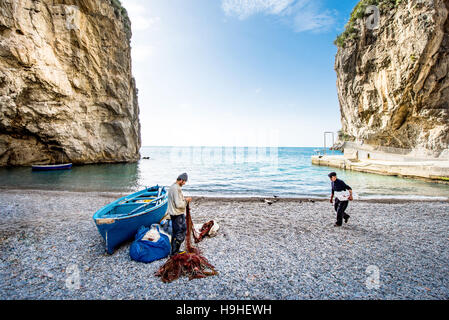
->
[[166, 182, 187, 217]]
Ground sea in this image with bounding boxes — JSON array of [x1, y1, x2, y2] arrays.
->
[[0, 146, 448, 200]]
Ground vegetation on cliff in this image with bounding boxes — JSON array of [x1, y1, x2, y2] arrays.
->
[[334, 0, 404, 48], [337, 130, 355, 143], [110, 0, 132, 40]]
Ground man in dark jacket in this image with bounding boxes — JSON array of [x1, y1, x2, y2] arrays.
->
[[328, 172, 353, 227]]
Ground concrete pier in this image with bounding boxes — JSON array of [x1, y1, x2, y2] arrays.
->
[[312, 154, 449, 184]]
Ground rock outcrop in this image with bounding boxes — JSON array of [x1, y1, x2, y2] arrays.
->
[[335, 0, 449, 159], [0, 0, 141, 166]]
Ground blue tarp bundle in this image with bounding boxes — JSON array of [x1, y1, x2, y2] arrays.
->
[[129, 221, 172, 263]]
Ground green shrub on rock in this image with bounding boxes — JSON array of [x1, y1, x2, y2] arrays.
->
[[334, 0, 404, 48]]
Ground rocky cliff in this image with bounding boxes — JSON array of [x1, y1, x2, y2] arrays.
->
[[335, 0, 449, 159], [0, 0, 141, 166]]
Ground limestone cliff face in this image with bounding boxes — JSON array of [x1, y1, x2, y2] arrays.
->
[[0, 0, 141, 166], [335, 0, 449, 159]]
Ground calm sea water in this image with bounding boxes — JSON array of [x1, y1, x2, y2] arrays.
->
[[0, 146, 448, 200]]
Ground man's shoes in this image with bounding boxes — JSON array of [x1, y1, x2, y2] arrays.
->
[[170, 239, 182, 256], [344, 215, 350, 224], [334, 223, 342, 227]]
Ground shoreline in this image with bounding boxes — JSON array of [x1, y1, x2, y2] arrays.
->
[[0, 187, 448, 203], [1, 189, 448, 299]]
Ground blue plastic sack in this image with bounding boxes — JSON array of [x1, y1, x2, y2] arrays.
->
[[129, 222, 172, 263]]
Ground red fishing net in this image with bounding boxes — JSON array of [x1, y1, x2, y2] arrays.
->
[[194, 220, 215, 243], [155, 204, 218, 283]]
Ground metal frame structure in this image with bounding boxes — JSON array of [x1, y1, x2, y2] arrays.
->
[[323, 132, 335, 155]]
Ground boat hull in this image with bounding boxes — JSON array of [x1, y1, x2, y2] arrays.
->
[[93, 187, 168, 254], [32, 163, 73, 171]]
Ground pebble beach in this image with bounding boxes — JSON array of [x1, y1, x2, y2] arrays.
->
[[0, 189, 448, 300]]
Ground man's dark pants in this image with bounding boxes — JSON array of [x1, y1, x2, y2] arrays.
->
[[334, 198, 350, 226], [171, 214, 187, 242]]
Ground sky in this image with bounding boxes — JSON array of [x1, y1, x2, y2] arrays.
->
[[120, 0, 360, 147]]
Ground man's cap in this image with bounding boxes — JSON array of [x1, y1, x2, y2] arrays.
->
[[328, 172, 337, 178], [177, 173, 188, 182]]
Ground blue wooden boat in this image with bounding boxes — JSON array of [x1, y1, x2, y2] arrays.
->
[[32, 163, 72, 171], [93, 186, 168, 254]]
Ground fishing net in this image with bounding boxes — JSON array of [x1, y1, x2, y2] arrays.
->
[[155, 204, 218, 283], [193, 220, 215, 243]]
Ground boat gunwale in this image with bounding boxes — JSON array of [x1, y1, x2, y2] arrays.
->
[[93, 188, 168, 222], [95, 199, 168, 222], [32, 163, 73, 168]]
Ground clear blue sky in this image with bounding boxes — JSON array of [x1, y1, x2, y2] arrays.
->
[[120, 0, 359, 147]]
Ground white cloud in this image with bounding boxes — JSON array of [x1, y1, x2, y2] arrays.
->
[[222, 0, 294, 19], [131, 44, 154, 62], [178, 103, 193, 112], [121, 0, 160, 32], [132, 16, 161, 32], [292, 6, 336, 33], [221, 0, 336, 33]]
